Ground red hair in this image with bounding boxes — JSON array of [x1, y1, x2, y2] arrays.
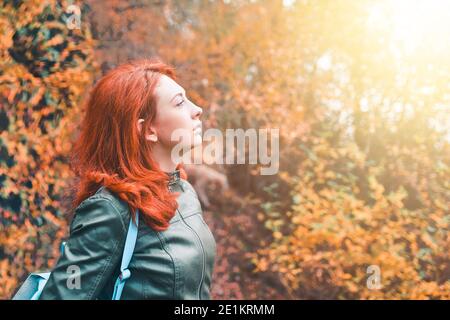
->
[[68, 58, 187, 231]]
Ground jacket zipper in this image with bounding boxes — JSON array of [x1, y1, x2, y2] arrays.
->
[[177, 209, 206, 299]]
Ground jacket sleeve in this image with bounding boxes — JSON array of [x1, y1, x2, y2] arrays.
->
[[39, 196, 128, 300]]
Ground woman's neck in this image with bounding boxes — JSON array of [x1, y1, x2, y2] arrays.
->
[[151, 143, 178, 173]]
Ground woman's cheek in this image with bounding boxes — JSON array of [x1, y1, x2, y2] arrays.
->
[[164, 124, 191, 147]]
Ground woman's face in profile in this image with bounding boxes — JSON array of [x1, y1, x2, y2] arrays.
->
[[141, 74, 203, 150]]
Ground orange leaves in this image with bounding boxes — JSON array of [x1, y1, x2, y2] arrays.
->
[[28, 85, 45, 106], [368, 174, 385, 201], [0, 259, 19, 299], [43, 34, 64, 48], [252, 128, 449, 298], [0, 0, 96, 299], [0, 0, 448, 300]]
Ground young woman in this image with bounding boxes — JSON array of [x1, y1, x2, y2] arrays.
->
[[39, 58, 216, 300]]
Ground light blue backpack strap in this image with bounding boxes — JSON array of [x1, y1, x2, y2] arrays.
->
[[13, 272, 51, 300], [30, 272, 51, 300], [111, 209, 139, 300], [60, 241, 66, 255]]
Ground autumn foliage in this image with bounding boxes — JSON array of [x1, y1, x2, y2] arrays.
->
[[0, 0, 96, 297], [1, 0, 449, 299]]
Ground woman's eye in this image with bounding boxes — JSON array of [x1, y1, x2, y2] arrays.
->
[[176, 99, 185, 106]]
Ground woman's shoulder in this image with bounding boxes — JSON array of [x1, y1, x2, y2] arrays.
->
[[179, 178, 199, 196], [94, 185, 130, 211], [70, 186, 131, 234]]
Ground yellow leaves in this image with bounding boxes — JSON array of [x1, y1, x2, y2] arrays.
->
[[12, 140, 29, 166], [257, 212, 265, 221], [313, 161, 326, 179], [43, 210, 63, 229], [273, 231, 283, 240], [433, 199, 448, 211], [346, 281, 359, 293], [1, 0, 448, 301], [0, 0, 97, 299], [368, 175, 385, 200], [291, 215, 302, 224], [324, 170, 336, 179], [420, 233, 437, 251], [352, 209, 371, 221], [318, 188, 335, 199], [0, 259, 19, 299], [43, 33, 64, 47], [0, 178, 19, 195], [254, 258, 269, 272], [264, 219, 284, 232], [429, 212, 448, 229], [386, 186, 407, 208], [28, 85, 45, 106], [278, 170, 291, 183], [255, 169, 449, 299], [0, 17, 14, 50]]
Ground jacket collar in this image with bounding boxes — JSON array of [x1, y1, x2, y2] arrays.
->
[[165, 169, 181, 187]]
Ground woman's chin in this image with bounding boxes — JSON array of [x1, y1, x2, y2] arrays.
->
[[192, 135, 203, 147], [177, 135, 202, 150], [191, 130, 203, 145]]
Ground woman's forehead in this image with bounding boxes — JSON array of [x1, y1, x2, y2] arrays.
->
[[156, 74, 184, 100]]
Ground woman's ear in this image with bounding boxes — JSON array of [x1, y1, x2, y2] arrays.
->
[[137, 118, 145, 133], [147, 131, 158, 142], [137, 118, 158, 142]]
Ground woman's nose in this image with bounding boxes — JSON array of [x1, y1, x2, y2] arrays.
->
[[193, 103, 203, 119]]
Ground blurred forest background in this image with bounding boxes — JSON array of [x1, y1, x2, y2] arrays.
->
[[0, 0, 449, 299]]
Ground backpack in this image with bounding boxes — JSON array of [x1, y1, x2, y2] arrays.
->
[[12, 209, 139, 300]]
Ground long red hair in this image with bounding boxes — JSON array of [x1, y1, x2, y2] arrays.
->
[[68, 58, 187, 231]]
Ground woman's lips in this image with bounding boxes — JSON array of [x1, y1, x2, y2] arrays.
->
[[194, 127, 202, 134]]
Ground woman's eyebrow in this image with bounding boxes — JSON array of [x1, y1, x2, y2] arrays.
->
[[170, 90, 186, 103]]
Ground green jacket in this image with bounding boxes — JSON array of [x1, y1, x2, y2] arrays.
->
[[39, 170, 217, 300]]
